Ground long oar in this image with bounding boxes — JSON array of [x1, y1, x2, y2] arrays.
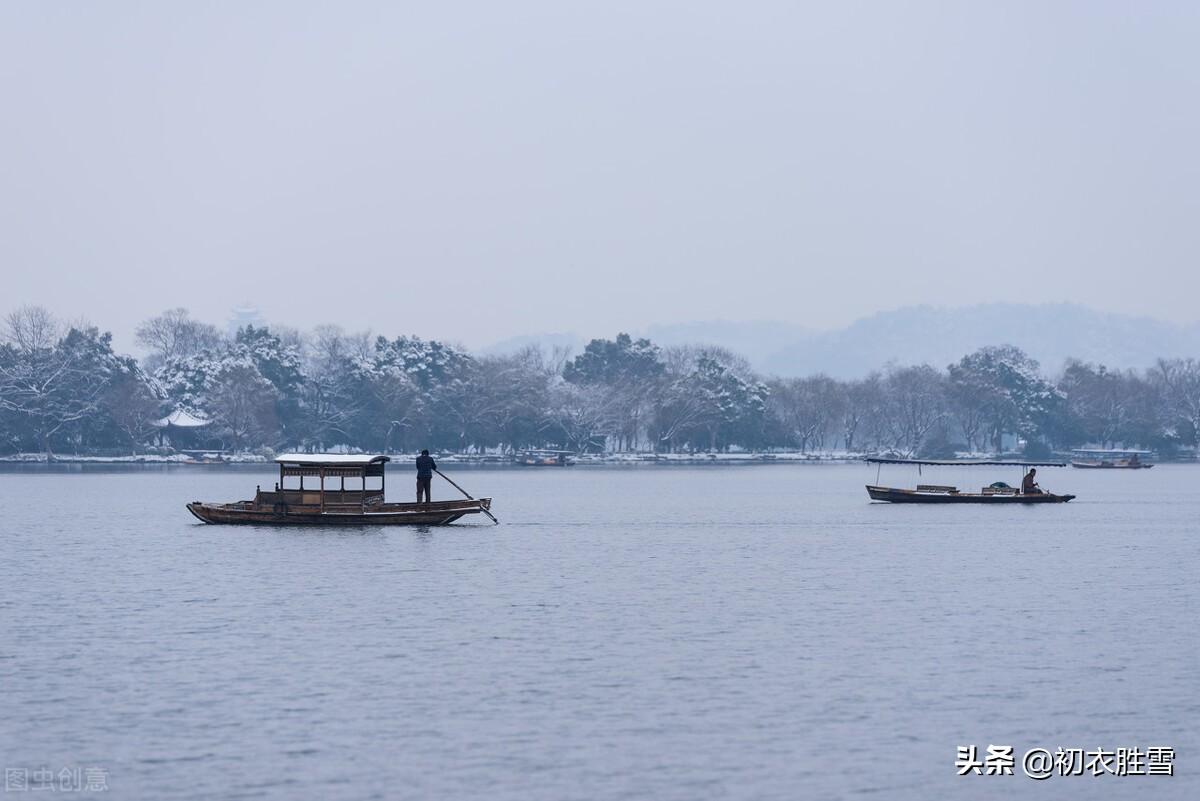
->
[[434, 469, 499, 524]]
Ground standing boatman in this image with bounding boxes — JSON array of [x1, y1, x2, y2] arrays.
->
[[416, 449, 437, 503]]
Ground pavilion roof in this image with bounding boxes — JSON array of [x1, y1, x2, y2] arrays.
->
[[152, 409, 211, 428]]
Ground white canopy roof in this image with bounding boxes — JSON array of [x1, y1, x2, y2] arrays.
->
[[274, 453, 391, 466], [153, 409, 211, 428]]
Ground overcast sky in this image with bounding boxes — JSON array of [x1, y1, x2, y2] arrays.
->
[[2, 1, 1198, 351]]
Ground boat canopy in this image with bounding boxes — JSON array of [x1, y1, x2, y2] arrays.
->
[[274, 453, 390, 483], [864, 457, 1066, 467], [275, 453, 391, 466], [1071, 448, 1152, 456]]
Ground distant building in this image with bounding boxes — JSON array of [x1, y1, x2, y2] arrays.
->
[[227, 304, 266, 336]]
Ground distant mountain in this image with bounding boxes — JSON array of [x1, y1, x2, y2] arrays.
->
[[481, 321, 810, 366], [639, 320, 811, 367], [481, 332, 585, 357], [481, 304, 1200, 378], [762, 304, 1200, 378]]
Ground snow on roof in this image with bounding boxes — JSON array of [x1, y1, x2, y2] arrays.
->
[[274, 453, 391, 466], [153, 409, 211, 428]]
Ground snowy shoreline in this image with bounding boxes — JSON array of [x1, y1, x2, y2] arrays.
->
[[3, 451, 1191, 466], [0, 451, 861, 466], [0, 453, 270, 464]]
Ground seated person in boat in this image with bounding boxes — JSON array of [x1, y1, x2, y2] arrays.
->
[[1022, 468, 1042, 495], [416, 449, 437, 503]]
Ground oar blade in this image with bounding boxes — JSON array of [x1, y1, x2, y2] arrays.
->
[[436, 468, 499, 524]]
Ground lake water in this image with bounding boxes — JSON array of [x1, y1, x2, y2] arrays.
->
[[2, 463, 1197, 800]]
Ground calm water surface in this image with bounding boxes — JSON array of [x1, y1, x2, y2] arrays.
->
[[2, 464, 1197, 800]]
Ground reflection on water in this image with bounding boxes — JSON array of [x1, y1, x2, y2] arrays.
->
[[2, 465, 1197, 800]]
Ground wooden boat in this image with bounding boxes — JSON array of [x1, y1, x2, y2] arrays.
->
[[866, 485, 1075, 503], [1069, 449, 1153, 469], [1070, 450, 1153, 469], [187, 454, 493, 525], [512, 449, 575, 466], [1070, 459, 1153, 469], [865, 458, 1076, 504]]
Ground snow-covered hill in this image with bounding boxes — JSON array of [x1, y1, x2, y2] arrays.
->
[[483, 304, 1200, 378], [761, 303, 1200, 377]]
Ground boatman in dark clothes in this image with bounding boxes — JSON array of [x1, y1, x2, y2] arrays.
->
[[416, 449, 436, 503], [1022, 468, 1042, 495]]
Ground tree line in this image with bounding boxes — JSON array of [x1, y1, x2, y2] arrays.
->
[[3, 305, 1200, 458]]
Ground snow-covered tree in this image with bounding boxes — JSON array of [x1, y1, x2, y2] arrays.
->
[[769, 374, 845, 451], [880, 365, 949, 456], [948, 346, 1062, 451], [564, 334, 664, 451], [841, 375, 884, 452], [154, 325, 304, 450], [373, 335, 472, 389], [1057, 361, 1156, 448], [1154, 358, 1200, 449], [0, 309, 144, 456], [547, 381, 615, 452], [207, 364, 279, 450], [135, 308, 224, 370], [295, 325, 371, 450], [666, 348, 769, 452]]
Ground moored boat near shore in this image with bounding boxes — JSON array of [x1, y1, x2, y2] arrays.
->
[[512, 449, 575, 466], [1069, 449, 1154, 469], [186, 454, 493, 525]]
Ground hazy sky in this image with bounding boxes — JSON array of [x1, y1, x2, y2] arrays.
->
[[3, 1, 1198, 351]]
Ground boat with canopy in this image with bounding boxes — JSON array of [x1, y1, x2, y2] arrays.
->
[[1069, 449, 1154, 469], [864, 457, 1076, 503], [512, 449, 576, 466], [187, 454, 496, 525]]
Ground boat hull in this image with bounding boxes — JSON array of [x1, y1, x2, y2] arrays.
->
[[1070, 460, 1153, 469], [866, 485, 1075, 504], [186, 498, 492, 526]]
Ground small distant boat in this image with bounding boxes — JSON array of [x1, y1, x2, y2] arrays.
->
[[1069, 449, 1154, 469], [512, 449, 575, 467], [187, 454, 493, 525], [1071, 459, 1153, 469], [864, 458, 1076, 504]]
